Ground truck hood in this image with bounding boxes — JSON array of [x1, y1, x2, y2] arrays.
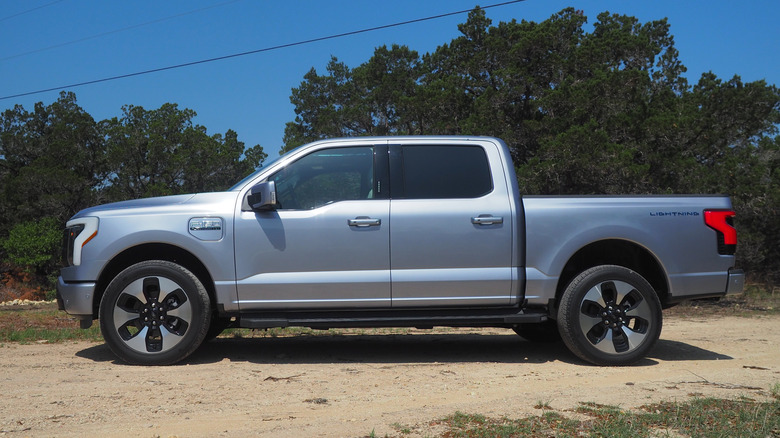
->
[[71, 192, 239, 219]]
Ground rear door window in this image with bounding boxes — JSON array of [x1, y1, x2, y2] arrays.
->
[[400, 145, 492, 199]]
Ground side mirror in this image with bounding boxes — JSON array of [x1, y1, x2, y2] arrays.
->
[[246, 181, 277, 211]]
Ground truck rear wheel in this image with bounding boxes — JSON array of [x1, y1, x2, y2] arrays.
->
[[557, 265, 662, 365], [99, 261, 211, 365]]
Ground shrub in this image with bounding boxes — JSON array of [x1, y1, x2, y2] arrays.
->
[[0, 265, 47, 301], [1, 217, 61, 277]]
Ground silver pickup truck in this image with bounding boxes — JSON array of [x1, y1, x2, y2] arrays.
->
[[58, 136, 744, 366]]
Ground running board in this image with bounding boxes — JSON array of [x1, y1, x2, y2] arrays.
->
[[238, 309, 547, 330]]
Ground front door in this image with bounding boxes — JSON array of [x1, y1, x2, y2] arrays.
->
[[234, 145, 391, 310]]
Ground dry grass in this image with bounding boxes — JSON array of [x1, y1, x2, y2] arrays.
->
[[666, 284, 779, 318]]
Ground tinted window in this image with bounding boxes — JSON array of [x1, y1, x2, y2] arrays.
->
[[401, 145, 492, 199], [270, 147, 374, 209]]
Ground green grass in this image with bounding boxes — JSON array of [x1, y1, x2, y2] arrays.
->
[[0, 303, 422, 344], [432, 411, 580, 437], [430, 392, 780, 438], [1, 283, 777, 344], [0, 303, 102, 343]]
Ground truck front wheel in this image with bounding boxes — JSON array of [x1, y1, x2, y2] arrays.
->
[[557, 265, 662, 366], [99, 261, 211, 365]]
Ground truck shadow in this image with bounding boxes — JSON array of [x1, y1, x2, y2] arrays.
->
[[648, 339, 732, 362], [76, 332, 732, 366]]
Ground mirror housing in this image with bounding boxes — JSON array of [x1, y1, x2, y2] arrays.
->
[[247, 181, 277, 211]]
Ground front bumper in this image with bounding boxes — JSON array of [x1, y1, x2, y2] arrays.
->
[[56, 276, 96, 317]]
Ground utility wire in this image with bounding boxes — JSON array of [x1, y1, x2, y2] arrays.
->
[[0, 0, 66, 23], [0, 0, 526, 101], [2, 0, 243, 62]]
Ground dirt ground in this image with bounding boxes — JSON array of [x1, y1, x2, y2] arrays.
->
[[1, 314, 778, 438]]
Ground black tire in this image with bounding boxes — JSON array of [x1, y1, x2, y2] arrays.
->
[[99, 260, 211, 365], [204, 315, 233, 342], [557, 265, 662, 366], [512, 320, 561, 343]]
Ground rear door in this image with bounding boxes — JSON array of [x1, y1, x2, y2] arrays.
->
[[389, 141, 514, 307]]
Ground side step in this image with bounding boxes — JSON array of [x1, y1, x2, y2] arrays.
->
[[238, 309, 547, 330]]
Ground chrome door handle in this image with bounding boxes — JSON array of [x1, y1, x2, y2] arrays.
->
[[348, 217, 381, 227], [471, 216, 503, 225]]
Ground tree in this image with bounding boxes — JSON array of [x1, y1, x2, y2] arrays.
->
[[0, 92, 106, 231], [282, 44, 422, 154], [282, 7, 780, 282], [713, 135, 780, 282], [103, 103, 266, 200], [1, 93, 267, 294]]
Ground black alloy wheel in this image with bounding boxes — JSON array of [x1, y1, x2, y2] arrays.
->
[[99, 260, 210, 365], [557, 265, 662, 365]]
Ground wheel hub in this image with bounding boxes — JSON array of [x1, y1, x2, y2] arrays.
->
[[141, 299, 167, 329], [601, 302, 627, 329]]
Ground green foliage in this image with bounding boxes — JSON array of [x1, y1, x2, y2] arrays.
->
[[282, 44, 422, 153], [440, 410, 580, 437], [284, 7, 780, 283], [437, 396, 780, 438], [0, 94, 267, 221], [725, 136, 780, 281], [1, 217, 60, 275], [0, 92, 106, 229], [102, 103, 267, 200], [0, 92, 267, 281], [636, 397, 780, 438], [1, 8, 778, 284]]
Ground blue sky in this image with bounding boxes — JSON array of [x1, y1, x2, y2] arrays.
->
[[2, 0, 779, 157]]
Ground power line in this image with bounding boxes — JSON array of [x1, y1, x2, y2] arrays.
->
[[0, 0, 526, 102], [0, 0, 66, 23], [1, 0, 243, 62]]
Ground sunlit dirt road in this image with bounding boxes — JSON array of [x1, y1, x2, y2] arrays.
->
[[1, 315, 778, 437]]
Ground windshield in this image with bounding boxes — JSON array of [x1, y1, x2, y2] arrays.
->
[[229, 154, 285, 191]]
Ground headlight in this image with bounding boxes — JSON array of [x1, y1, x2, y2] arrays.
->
[[63, 217, 99, 266]]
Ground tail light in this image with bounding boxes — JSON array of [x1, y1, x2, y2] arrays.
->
[[704, 210, 736, 255]]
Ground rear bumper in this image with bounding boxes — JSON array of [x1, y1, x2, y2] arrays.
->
[[664, 268, 745, 305], [725, 268, 745, 295]]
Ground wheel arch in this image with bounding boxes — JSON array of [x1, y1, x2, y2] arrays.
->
[[92, 243, 216, 319], [554, 239, 670, 311]]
